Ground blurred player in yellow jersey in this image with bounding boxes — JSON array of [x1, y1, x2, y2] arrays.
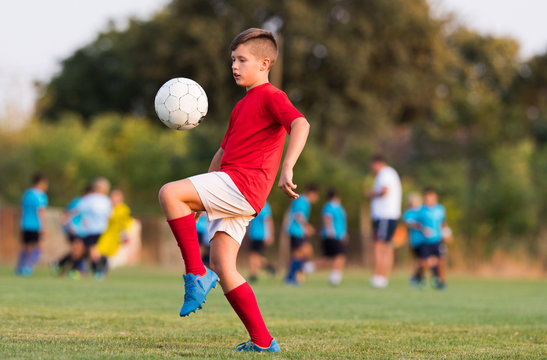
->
[[97, 189, 132, 271]]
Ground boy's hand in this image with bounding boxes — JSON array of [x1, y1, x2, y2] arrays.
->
[[278, 167, 299, 199], [279, 118, 309, 199]]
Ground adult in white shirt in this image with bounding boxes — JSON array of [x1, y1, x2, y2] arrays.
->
[[366, 155, 402, 288]]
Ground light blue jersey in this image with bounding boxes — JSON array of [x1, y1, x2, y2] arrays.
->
[[20, 188, 48, 231], [248, 202, 272, 241], [66, 197, 80, 212], [286, 195, 311, 238], [321, 200, 347, 240], [403, 207, 424, 248], [63, 197, 83, 236], [195, 212, 209, 246], [419, 204, 446, 244], [196, 213, 208, 236], [75, 193, 112, 236]]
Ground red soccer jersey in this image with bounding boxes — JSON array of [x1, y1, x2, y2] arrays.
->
[[220, 82, 304, 213]]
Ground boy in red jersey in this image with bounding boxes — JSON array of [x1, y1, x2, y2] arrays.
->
[[158, 28, 309, 353]]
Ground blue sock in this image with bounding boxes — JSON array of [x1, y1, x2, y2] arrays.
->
[[287, 258, 303, 281], [26, 248, 42, 269], [16, 250, 28, 272]]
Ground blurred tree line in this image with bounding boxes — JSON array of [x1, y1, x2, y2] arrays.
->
[[2, 0, 547, 262]]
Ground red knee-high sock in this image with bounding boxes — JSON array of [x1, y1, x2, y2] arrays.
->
[[225, 282, 273, 348], [167, 214, 206, 276]]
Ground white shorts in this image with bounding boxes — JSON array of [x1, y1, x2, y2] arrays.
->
[[188, 172, 256, 244]]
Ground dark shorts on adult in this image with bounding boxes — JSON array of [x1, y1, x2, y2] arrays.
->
[[372, 219, 398, 242]]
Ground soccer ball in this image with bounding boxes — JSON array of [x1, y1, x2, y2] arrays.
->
[[154, 77, 208, 130]]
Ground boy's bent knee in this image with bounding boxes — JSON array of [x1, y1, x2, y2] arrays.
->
[[158, 180, 199, 205], [158, 183, 174, 203], [158, 182, 184, 208]]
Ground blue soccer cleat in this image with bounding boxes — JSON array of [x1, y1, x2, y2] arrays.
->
[[432, 277, 446, 290], [179, 267, 219, 317], [410, 276, 425, 289], [16, 266, 33, 277], [234, 338, 281, 353]]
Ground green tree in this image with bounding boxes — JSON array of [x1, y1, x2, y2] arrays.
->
[[22, 0, 547, 261]]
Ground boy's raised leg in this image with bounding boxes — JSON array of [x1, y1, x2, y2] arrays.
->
[[159, 179, 218, 316], [210, 232, 280, 353], [167, 215, 206, 276]]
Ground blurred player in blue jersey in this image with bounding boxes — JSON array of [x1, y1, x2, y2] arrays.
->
[[285, 184, 319, 285], [319, 188, 348, 286], [418, 187, 448, 290], [15, 174, 48, 276], [72, 177, 112, 280], [247, 201, 276, 283], [402, 192, 425, 287], [196, 212, 210, 267]]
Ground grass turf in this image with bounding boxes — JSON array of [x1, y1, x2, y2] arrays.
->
[[0, 266, 545, 359]]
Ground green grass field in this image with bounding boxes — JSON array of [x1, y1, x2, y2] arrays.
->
[[1, 266, 545, 359]]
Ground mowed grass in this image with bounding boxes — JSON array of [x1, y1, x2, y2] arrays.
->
[[0, 265, 546, 360]]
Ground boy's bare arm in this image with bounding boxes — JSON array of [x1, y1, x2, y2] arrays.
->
[[38, 208, 47, 235], [208, 147, 224, 172], [266, 217, 274, 245], [278, 117, 310, 199]]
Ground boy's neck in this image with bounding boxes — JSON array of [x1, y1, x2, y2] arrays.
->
[[246, 78, 270, 91]]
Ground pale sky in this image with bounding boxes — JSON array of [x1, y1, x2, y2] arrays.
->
[[1, 0, 546, 123], [433, 0, 547, 57]]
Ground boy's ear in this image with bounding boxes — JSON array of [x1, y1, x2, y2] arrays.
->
[[260, 58, 271, 71]]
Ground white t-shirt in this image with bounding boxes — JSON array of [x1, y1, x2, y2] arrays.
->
[[371, 166, 402, 220]]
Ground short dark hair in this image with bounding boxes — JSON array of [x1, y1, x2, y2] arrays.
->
[[305, 183, 319, 193], [423, 186, 437, 195], [32, 173, 46, 185], [327, 187, 338, 200], [230, 28, 278, 68], [370, 154, 386, 163]]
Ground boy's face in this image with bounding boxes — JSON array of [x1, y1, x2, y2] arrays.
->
[[36, 180, 48, 192], [424, 192, 438, 206], [307, 191, 319, 204], [110, 190, 124, 206], [231, 43, 267, 89], [408, 197, 421, 209]]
